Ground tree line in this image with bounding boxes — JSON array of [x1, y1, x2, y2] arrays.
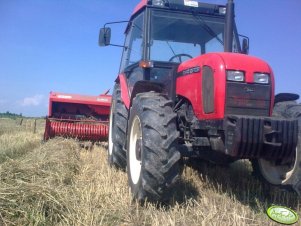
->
[[0, 111, 22, 119]]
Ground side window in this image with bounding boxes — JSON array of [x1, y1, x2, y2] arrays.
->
[[120, 14, 144, 71]]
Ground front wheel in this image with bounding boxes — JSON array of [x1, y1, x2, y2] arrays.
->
[[127, 92, 181, 202], [252, 102, 301, 194]]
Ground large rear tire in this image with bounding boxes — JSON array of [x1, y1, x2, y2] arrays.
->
[[252, 102, 301, 194], [108, 83, 128, 170], [127, 92, 181, 202]]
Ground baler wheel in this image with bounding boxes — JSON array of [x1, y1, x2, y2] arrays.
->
[[108, 83, 128, 170], [127, 92, 181, 202], [252, 102, 301, 195]]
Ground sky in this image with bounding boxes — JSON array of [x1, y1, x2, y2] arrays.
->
[[0, 0, 300, 117]]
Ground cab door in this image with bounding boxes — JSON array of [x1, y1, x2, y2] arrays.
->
[[119, 12, 146, 96]]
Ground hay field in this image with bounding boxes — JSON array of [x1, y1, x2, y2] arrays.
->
[[0, 118, 300, 225]]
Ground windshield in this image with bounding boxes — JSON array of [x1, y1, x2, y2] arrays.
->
[[150, 10, 233, 63]]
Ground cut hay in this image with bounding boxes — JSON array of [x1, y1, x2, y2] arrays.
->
[[0, 138, 80, 225]]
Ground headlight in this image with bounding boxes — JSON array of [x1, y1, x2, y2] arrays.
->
[[254, 73, 269, 84], [227, 71, 245, 82], [152, 0, 165, 6], [219, 7, 226, 15]]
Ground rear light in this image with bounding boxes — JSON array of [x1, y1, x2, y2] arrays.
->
[[226, 70, 245, 82], [254, 73, 269, 84]]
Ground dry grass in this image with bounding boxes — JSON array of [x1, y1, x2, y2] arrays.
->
[[0, 139, 80, 225], [0, 118, 42, 164], [0, 118, 300, 225]]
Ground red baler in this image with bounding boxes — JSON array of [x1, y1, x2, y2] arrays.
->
[[44, 91, 111, 142]]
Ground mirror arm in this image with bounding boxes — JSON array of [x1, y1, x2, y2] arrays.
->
[[102, 20, 131, 48], [104, 21, 131, 29], [110, 44, 127, 48], [239, 34, 249, 43]]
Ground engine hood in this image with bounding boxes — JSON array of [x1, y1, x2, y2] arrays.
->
[[178, 52, 273, 83], [176, 52, 275, 120]]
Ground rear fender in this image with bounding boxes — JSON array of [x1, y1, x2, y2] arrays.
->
[[274, 93, 300, 104], [117, 74, 130, 109], [116, 74, 165, 109]]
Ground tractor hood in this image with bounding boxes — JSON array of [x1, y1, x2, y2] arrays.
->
[[176, 52, 275, 120], [178, 52, 273, 83]]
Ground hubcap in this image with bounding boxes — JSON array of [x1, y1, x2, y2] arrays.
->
[[129, 116, 142, 185], [136, 139, 142, 161]]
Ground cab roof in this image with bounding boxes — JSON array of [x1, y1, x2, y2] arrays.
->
[[132, 0, 225, 18]]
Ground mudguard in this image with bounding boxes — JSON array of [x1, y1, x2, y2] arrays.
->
[[117, 74, 165, 109], [117, 74, 130, 109]]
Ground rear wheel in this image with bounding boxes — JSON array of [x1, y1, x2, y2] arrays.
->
[[252, 102, 301, 194], [127, 92, 181, 202], [108, 83, 128, 170]]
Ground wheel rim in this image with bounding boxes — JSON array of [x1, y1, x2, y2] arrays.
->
[[108, 101, 114, 156], [129, 116, 142, 185], [258, 148, 298, 185]]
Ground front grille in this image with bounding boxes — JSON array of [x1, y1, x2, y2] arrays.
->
[[225, 82, 271, 116], [224, 115, 298, 160]]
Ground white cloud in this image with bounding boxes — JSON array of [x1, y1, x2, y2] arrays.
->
[[21, 94, 45, 107]]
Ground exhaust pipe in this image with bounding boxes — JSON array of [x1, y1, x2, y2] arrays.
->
[[224, 0, 234, 52]]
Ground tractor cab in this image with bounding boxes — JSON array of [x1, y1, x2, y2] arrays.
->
[[100, 0, 246, 97]]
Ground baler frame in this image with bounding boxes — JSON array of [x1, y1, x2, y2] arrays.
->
[[44, 91, 111, 142]]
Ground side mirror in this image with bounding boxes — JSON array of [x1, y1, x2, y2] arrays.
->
[[242, 38, 249, 54], [99, 27, 111, 47]]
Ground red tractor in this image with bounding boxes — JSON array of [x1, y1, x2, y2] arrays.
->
[[44, 91, 111, 142], [99, 0, 301, 202]]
